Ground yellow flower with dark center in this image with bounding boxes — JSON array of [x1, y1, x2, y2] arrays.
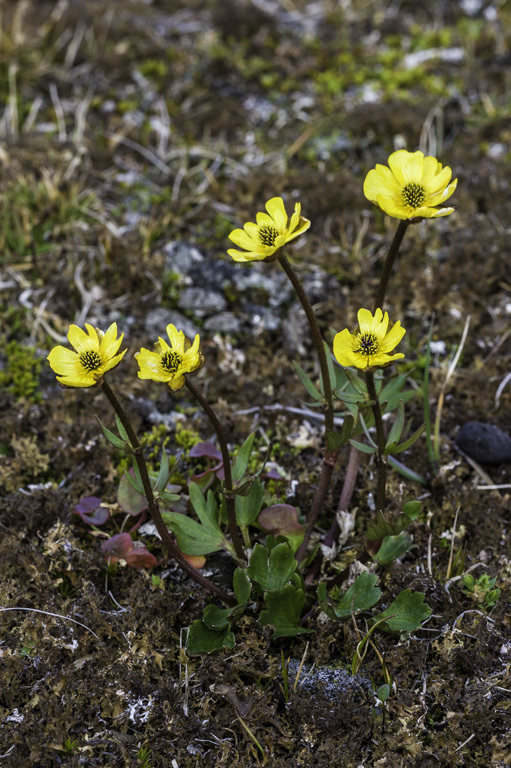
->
[[136, 324, 203, 391], [333, 308, 406, 370], [227, 196, 310, 262], [47, 323, 126, 387], [363, 150, 457, 220]]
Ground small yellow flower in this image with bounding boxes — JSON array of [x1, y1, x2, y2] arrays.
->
[[136, 324, 203, 391], [363, 150, 457, 220], [47, 323, 126, 387], [227, 196, 310, 263], [333, 308, 406, 370]]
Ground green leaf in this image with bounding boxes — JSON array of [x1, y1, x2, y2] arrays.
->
[[154, 449, 170, 494], [161, 511, 227, 555], [124, 467, 146, 496], [344, 368, 367, 396], [385, 400, 405, 451], [326, 414, 354, 451], [117, 471, 147, 516], [349, 439, 377, 454], [318, 572, 381, 620], [233, 567, 251, 606], [235, 479, 264, 526], [162, 485, 230, 556], [97, 417, 128, 450], [114, 413, 131, 445], [359, 412, 378, 448], [203, 604, 235, 629], [159, 489, 181, 504], [373, 533, 414, 565], [388, 456, 428, 486], [259, 584, 313, 638], [376, 590, 431, 633], [387, 423, 426, 455], [378, 374, 415, 413], [377, 684, 391, 703], [232, 432, 256, 484], [401, 501, 422, 520], [187, 620, 235, 654], [293, 361, 323, 402], [247, 541, 297, 591]]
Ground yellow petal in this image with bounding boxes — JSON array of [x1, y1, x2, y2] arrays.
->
[[67, 324, 97, 354], [379, 321, 406, 353], [333, 329, 356, 366], [265, 197, 288, 231], [389, 150, 424, 185]]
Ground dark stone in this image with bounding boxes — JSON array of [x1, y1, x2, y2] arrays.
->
[[455, 421, 511, 465]]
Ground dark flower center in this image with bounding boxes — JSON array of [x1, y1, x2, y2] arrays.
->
[[401, 182, 426, 209], [79, 349, 102, 371], [161, 350, 181, 372], [259, 225, 279, 247], [355, 333, 379, 356]]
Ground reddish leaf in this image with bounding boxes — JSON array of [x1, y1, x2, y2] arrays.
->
[[74, 496, 110, 526], [101, 532, 133, 560], [189, 442, 222, 461], [258, 504, 304, 536], [125, 546, 158, 569]]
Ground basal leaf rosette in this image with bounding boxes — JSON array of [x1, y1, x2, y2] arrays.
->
[[333, 308, 406, 370], [136, 323, 203, 391], [47, 322, 126, 387], [363, 150, 457, 221], [227, 196, 310, 263]]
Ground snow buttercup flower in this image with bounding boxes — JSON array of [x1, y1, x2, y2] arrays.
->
[[47, 323, 126, 387], [227, 196, 310, 262], [136, 324, 203, 391], [333, 308, 406, 370], [363, 150, 457, 220]]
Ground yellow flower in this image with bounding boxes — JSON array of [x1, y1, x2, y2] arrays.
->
[[136, 324, 203, 391], [47, 323, 126, 387], [227, 196, 310, 262], [333, 308, 406, 370], [363, 150, 457, 220]]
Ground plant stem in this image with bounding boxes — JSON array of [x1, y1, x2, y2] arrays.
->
[[373, 220, 409, 312], [365, 371, 386, 556], [185, 378, 246, 562], [278, 252, 334, 433], [305, 445, 361, 584], [100, 380, 235, 605], [278, 252, 339, 560]]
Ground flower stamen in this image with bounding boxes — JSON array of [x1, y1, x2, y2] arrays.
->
[[79, 349, 102, 371], [258, 225, 279, 247], [161, 350, 181, 372], [401, 182, 426, 209], [356, 332, 379, 355]]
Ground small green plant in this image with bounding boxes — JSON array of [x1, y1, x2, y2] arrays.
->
[[461, 573, 500, 609], [0, 341, 42, 402], [62, 737, 79, 755], [137, 746, 153, 768]]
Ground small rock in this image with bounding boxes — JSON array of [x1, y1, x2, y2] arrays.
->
[[204, 312, 243, 334], [178, 287, 227, 317], [455, 421, 511, 465]]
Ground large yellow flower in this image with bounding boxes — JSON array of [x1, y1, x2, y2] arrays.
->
[[363, 150, 457, 220], [47, 323, 126, 387], [333, 308, 406, 370], [227, 196, 310, 262], [136, 324, 203, 391]]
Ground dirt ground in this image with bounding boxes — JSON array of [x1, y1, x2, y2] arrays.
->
[[1, 1, 511, 766]]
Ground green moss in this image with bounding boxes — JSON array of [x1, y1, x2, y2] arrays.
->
[[175, 422, 203, 450], [0, 341, 42, 402]]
